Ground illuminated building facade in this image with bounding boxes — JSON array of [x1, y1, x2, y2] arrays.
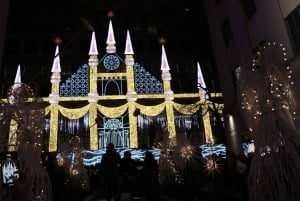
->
[[46, 21, 223, 151], [5, 20, 224, 156]]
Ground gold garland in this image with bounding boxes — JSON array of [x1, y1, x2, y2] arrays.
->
[[97, 103, 128, 118], [45, 100, 222, 150], [173, 101, 202, 115], [135, 102, 166, 116], [58, 104, 90, 119]]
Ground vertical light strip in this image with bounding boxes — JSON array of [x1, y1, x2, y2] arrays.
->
[[49, 104, 59, 152], [128, 103, 138, 148], [89, 56, 98, 94], [166, 101, 176, 140], [8, 119, 18, 151], [126, 56, 135, 92], [203, 106, 213, 143], [89, 103, 98, 150]]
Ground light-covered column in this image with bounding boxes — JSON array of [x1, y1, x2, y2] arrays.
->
[[202, 105, 213, 143], [48, 45, 61, 151], [165, 101, 176, 140], [88, 31, 99, 150], [8, 65, 22, 151], [160, 45, 176, 139], [49, 104, 59, 152], [128, 102, 138, 148], [124, 30, 138, 148], [89, 103, 98, 150]]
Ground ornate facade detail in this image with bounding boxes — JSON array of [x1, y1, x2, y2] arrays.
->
[[133, 63, 163, 94], [60, 64, 89, 97]]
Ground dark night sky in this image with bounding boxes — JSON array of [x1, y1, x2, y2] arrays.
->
[[2, 0, 219, 97]]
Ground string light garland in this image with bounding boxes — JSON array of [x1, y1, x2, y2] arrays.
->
[[0, 83, 52, 201], [57, 135, 89, 190], [157, 129, 184, 184], [157, 128, 212, 185], [239, 42, 300, 201]]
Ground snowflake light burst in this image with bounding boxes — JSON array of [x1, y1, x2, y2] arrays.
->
[[203, 155, 222, 176], [179, 145, 193, 160]]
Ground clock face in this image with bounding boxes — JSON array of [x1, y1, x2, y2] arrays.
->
[[103, 55, 120, 70]]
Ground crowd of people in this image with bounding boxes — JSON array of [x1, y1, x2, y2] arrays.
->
[[85, 143, 251, 201], [94, 143, 160, 201], [0, 142, 252, 201]]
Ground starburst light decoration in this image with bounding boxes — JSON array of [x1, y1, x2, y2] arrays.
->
[[199, 139, 224, 179], [157, 128, 206, 185], [203, 154, 222, 177]]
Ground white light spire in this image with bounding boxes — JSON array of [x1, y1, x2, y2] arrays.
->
[[88, 31, 99, 100], [89, 31, 99, 55], [197, 62, 207, 89], [124, 30, 134, 55], [9, 65, 22, 103], [106, 20, 116, 53], [161, 45, 170, 71], [51, 45, 61, 73], [14, 64, 21, 85], [49, 45, 61, 104], [160, 45, 173, 100]]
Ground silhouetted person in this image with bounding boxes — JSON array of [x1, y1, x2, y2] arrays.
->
[[101, 143, 121, 201], [46, 153, 67, 201], [119, 151, 137, 201], [141, 151, 159, 201]]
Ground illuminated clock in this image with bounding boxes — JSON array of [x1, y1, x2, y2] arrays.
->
[[103, 55, 120, 71]]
